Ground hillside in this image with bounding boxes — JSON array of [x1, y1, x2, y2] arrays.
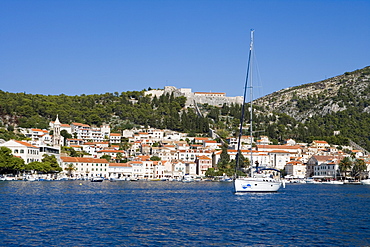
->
[[253, 66, 370, 150], [255, 66, 370, 121]]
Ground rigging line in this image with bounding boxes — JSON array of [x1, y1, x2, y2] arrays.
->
[[252, 47, 264, 100]]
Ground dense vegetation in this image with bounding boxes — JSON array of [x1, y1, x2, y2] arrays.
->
[[0, 90, 209, 134], [206, 102, 350, 149]]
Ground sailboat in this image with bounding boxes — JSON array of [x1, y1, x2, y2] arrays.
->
[[233, 30, 284, 193]]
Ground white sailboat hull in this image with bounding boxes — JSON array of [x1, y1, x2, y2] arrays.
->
[[234, 178, 282, 193], [360, 179, 370, 185]]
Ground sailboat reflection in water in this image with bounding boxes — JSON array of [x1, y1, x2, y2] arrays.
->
[[233, 30, 285, 193]]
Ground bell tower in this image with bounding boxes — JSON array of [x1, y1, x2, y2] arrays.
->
[[53, 115, 61, 147]]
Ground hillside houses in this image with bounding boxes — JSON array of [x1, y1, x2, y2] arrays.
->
[[2, 117, 369, 180]]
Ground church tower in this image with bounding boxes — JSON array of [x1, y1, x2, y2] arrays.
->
[[53, 115, 61, 147]]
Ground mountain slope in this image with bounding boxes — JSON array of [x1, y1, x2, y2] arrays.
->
[[255, 66, 370, 121], [252, 66, 370, 150]]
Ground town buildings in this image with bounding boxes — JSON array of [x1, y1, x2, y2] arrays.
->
[[1, 114, 369, 180]]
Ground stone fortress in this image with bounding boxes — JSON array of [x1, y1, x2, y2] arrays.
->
[[144, 86, 244, 107]]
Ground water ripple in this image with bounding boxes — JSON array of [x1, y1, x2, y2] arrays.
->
[[0, 181, 370, 246]]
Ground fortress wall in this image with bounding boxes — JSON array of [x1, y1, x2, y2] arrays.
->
[[145, 86, 243, 107]]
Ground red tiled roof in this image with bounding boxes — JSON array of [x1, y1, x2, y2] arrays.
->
[[313, 140, 328, 144], [97, 150, 125, 153], [194, 137, 210, 140], [61, 157, 108, 163], [286, 161, 303, 165], [72, 122, 90, 127], [14, 140, 38, 148], [110, 133, 121, 136], [130, 161, 143, 164], [257, 145, 301, 149], [197, 155, 211, 160], [269, 150, 290, 153], [109, 163, 132, 167], [31, 128, 43, 132]]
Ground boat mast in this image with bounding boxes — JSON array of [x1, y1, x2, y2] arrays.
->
[[235, 29, 254, 177], [249, 30, 254, 178]]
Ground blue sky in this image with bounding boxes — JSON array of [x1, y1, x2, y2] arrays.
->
[[1, 0, 369, 98]]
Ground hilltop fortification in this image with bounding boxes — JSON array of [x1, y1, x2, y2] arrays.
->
[[144, 86, 243, 107]]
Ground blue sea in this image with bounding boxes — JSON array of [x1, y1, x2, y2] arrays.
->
[[0, 181, 369, 246]]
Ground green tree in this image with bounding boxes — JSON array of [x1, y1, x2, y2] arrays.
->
[[60, 130, 72, 146], [205, 168, 217, 177], [236, 151, 249, 170], [352, 159, 367, 180], [339, 157, 353, 179], [218, 145, 230, 170], [101, 154, 112, 162], [25, 161, 51, 173], [116, 152, 124, 163], [150, 156, 161, 161], [65, 164, 76, 177], [42, 154, 62, 172], [0, 146, 25, 174]]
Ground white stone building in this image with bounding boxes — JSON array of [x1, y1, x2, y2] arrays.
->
[[0, 140, 41, 164], [313, 160, 340, 179], [60, 157, 109, 178], [109, 133, 121, 144], [285, 161, 306, 179], [267, 150, 291, 170], [108, 163, 133, 178]]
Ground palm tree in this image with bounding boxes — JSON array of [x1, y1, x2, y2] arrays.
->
[[352, 159, 367, 180], [65, 164, 76, 178], [339, 157, 353, 179], [116, 152, 123, 163]]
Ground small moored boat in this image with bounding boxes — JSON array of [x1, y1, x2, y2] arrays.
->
[[360, 179, 370, 185], [91, 177, 104, 182], [321, 180, 344, 185]]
